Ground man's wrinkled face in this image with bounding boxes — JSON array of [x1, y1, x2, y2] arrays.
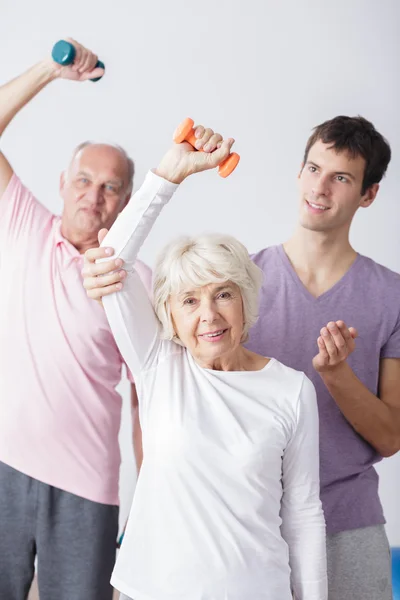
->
[[60, 144, 131, 237]]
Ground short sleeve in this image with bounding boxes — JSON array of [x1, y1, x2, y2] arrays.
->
[[381, 311, 400, 359], [0, 173, 52, 251]]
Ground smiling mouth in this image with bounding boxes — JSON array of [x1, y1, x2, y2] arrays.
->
[[199, 329, 228, 340], [306, 200, 330, 211]]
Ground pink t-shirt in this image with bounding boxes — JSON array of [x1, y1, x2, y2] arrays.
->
[[0, 174, 152, 505]]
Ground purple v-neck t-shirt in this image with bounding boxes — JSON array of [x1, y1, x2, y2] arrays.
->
[[247, 245, 400, 534]]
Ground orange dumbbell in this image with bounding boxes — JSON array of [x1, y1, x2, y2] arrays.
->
[[173, 117, 240, 178]]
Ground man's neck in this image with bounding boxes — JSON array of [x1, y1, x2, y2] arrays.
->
[[60, 222, 99, 255], [283, 225, 357, 297]]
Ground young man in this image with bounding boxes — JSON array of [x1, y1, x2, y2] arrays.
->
[[247, 116, 399, 600], [82, 116, 400, 600], [0, 39, 147, 599]]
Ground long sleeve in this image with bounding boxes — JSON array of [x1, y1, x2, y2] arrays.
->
[[100, 170, 179, 378], [280, 375, 328, 600]]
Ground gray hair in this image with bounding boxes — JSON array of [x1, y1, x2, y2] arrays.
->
[[70, 141, 135, 194], [153, 233, 264, 345]]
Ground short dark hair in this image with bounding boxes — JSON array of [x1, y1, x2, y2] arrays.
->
[[303, 116, 391, 194]]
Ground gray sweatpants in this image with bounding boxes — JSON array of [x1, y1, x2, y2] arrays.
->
[[0, 460, 119, 600], [118, 526, 393, 600], [327, 525, 393, 600]]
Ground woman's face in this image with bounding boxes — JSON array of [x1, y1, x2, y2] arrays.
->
[[169, 281, 245, 368]]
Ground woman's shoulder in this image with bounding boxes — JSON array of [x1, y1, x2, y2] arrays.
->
[[264, 358, 315, 399], [263, 356, 304, 378]]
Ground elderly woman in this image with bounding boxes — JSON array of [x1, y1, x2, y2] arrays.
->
[[82, 126, 327, 600]]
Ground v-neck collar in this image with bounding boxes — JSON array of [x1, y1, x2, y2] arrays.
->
[[276, 244, 363, 303]]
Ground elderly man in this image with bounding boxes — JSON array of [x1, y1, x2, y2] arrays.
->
[[0, 39, 148, 600]]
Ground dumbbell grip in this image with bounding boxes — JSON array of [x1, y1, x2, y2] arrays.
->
[[51, 40, 104, 82], [173, 117, 240, 177], [184, 130, 199, 150]]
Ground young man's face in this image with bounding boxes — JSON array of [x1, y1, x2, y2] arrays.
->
[[297, 140, 378, 233]]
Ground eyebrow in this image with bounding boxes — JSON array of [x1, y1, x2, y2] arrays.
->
[[307, 161, 356, 181], [178, 284, 232, 298], [75, 171, 123, 185]]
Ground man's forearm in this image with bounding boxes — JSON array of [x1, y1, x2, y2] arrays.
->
[[0, 61, 58, 137], [320, 362, 398, 456]]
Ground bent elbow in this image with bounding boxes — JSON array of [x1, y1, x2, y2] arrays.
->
[[377, 436, 400, 458]]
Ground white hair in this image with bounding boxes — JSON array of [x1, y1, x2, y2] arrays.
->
[[153, 233, 264, 345], [70, 141, 135, 194]]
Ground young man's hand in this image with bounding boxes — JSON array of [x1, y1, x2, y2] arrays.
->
[[312, 321, 357, 373]]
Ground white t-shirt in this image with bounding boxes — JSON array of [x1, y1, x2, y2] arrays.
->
[[102, 171, 327, 600]]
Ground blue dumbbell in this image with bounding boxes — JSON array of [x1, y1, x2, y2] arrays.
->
[[51, 40, 105, 82]]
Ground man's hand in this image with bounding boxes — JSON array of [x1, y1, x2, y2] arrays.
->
[[155, 124, 235, 184], [312, 320, 358, 373], [82, 229, 127, 303], [51, 38, 104, 82]]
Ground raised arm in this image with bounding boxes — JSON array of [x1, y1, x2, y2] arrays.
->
[[280, 375, 327, 600], [0, 38, 104, 198], [82, 127, 235, 377], [95, 171, 179, 377]]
